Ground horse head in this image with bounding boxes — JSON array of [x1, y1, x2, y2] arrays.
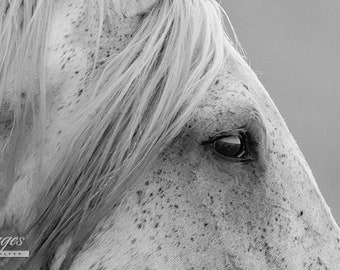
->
[[0, 0, 339, 269]]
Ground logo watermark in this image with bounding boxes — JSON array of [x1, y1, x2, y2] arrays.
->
[[0, 237, 29, 257]]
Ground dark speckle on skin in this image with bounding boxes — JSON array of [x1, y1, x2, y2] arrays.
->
[[242, 83, 249, 91]]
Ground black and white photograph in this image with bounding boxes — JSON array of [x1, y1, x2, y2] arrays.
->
[[0, 0, 339, 269]]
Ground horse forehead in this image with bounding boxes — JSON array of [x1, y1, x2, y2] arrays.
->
[[195, 56, 271, 123]]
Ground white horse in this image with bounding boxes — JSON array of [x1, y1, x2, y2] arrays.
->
[[0, 0, 339, 269]]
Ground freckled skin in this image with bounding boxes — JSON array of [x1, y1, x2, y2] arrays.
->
[[67, 56, 340, 270], [1, 1, 340, 269]]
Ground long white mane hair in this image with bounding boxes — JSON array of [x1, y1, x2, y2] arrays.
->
[[0, 0, 239, 268]]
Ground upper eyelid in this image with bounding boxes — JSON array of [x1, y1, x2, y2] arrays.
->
[[201, 128, 247, 145], [187, 104, 267, 145], [200, 108, 265, 139]]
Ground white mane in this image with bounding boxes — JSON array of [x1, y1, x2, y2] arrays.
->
[[0, 0, 240, 268]]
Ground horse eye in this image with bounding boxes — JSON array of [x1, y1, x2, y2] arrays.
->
[[212, 134, 248, 160]]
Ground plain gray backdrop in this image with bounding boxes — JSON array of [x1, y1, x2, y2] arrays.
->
[[221, 0, 340, 224]]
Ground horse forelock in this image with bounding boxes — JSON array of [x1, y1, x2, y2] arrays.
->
[[0, 0, 240, 269]]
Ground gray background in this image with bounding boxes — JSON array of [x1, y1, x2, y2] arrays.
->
[[221, 0, 340, 224]]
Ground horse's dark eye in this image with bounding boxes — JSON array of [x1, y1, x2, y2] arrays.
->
[[212, 134, 248, 160]]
